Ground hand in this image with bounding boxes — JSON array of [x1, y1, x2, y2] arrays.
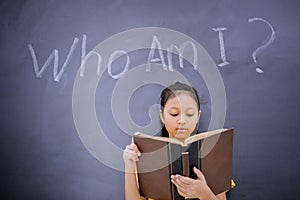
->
[[171, 167, 212, 199], [123, 138, 141, 173]]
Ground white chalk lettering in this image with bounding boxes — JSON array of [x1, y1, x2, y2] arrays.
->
[[146, 35, 167, 72], [79, 34, 102, 77], [81, 34, 87, 70], [248, 17, 276, 74], [80, 50, 102, 77], [28, 17, 277, 83], [28, 37, 79, 82], [213, 27, 229, 67], [167, 41, 198, 71], [107, 50, 130, 79]]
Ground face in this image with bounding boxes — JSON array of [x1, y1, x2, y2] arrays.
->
[[160, 92, 200, 141]]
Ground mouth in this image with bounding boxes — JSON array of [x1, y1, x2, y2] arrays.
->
[[176, 128, 188, 133]]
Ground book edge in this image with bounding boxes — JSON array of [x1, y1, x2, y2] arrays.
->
[[184, 128, 228, 145], [133, 128, 231, 146]]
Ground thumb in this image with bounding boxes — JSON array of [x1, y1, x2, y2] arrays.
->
[[193, 167, 205, 180]]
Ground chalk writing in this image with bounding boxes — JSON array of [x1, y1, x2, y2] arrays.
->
[[167, 41, 198, 71], [28, 37, 79, 82], [28, 17, 276, 82], [146, 35, 168, 72], [80, 50, 102, 77], [248, 17, 276, 74], [146, 36, 198, 72], [80, 34, 87, 76], [213, 27, 229, 67], [108, 50, 130, 79]]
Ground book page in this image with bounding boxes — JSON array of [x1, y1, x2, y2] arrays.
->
[[133, 132, 184, 145], [184, 128, 227, 145], [134, 128, 227, 146]]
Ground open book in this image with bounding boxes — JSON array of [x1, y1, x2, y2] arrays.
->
[[134, 128, 234, 200]]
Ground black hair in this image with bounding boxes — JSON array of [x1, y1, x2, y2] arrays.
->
[[160, 82, 200, 137]]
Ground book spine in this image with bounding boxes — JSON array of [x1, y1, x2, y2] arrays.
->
[[185, 141, 201, 180], [186, 141, 202, 200], [168, 143, 185, 200], [181, 152, 190, 177]]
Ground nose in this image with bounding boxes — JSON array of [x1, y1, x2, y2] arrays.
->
[[178, 115, 186, 124]]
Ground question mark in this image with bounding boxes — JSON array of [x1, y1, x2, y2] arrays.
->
[[248, 17, 275, 74]]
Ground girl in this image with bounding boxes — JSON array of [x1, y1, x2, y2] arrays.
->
[[123, 82, 227, 200]]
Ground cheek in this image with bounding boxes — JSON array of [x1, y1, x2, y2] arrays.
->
[[164, 117, 177, 126], [191, 115, 199, 122], [164, 124, 176, 137], [163, 117, 177, 131], [189, 116, 199, 124], [189, 117, 199, 129]]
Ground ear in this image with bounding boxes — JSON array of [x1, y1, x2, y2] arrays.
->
[[159, 110, 165, 124], [197, 110, 201, 121]]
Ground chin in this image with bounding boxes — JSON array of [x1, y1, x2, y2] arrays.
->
[[174, 133, 189, 140]]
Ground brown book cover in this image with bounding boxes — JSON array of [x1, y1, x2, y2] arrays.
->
[[134, 128, 234, 200]]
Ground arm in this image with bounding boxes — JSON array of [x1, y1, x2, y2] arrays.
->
[[216, 192, 226, 200], [171, 167, 227, 200], [123, 141, 142, 200], [125, 172, 140, 200]]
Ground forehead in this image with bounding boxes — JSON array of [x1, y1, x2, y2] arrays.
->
[[164, 92, 198, 109]]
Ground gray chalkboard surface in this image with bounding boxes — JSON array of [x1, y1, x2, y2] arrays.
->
[[1, 0, 300, 199]]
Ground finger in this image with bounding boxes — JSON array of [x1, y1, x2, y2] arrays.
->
[[176, 187, 187, 198], [127, 142, 136, 149], [171, 175, 182, 188], [125, 149, 139, 157], [193, 167, 205, 180], [127, 153, 139, 162], [172, 175, 191, 188], [176, 175, 193, 185], [124, 149, 139, 161], [171, 178, 183, 192], [171, 179, 187, 198], [127, 143, 141, 156]]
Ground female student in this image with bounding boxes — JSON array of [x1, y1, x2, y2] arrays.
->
[[123, 82, 227, 200]]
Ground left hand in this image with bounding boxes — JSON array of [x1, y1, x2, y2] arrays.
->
[[171, 167, 211, 199]]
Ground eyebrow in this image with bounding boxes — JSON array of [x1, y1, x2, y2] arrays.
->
[[186, 107, 195, 110], [169, 107, 179, 109], [168, 107, 196, 110]]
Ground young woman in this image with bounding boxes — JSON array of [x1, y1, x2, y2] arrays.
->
[[123, 82, 227, 200]]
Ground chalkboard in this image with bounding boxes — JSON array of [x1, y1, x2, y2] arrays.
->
[[1, 0, 300, 199]]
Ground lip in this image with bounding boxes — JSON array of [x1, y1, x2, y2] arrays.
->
[[176, 128, 188, 132]]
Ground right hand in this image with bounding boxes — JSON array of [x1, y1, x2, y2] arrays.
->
[[123, 139, 141, 173]]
